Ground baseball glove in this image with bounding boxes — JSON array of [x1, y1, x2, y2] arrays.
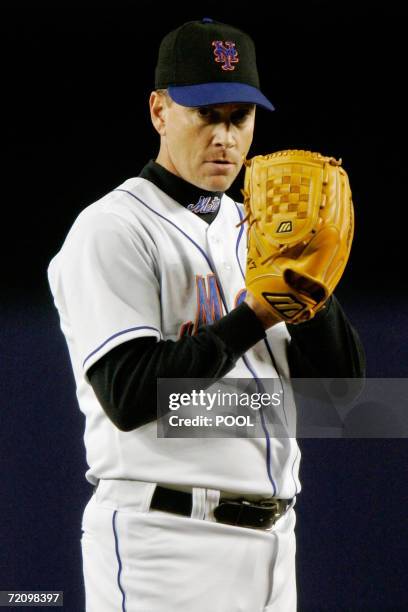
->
[[242, 149, 354, 324]]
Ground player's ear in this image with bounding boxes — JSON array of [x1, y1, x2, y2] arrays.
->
[[149, 90, 169, 136]]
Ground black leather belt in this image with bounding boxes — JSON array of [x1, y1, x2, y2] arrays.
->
[[150, 486, 292, 530]]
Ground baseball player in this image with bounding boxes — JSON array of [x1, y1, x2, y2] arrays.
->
[[47, 18, 365, 612]]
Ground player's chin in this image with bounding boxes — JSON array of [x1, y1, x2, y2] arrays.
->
[[201, 170, 238, 192]]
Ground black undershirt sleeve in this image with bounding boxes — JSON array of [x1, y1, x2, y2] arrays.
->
[[88, 295, 366, 432], [87, 302, 266, 431], [286, 294, 366, 378]]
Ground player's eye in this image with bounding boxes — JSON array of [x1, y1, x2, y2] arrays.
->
[[197, 107, 213, 119], [231, 108, 252, 124], [195, 105, 253, 125], [196, 107, 223, 123]]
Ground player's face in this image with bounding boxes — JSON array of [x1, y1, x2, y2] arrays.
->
[[153, 95, 256, 192]]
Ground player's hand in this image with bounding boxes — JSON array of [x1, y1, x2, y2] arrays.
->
[[245, 291, 282, 330]]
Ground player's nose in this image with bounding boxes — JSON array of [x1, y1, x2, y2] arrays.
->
[[212, 122, 236, 149]]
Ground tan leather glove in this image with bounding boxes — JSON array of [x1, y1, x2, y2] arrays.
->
[[242, 150, 354, 324]]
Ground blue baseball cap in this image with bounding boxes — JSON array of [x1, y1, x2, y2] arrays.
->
[[154, 18, 274, 112]]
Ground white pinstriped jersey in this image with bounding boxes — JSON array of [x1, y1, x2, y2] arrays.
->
[[48, 177, 301, 499]]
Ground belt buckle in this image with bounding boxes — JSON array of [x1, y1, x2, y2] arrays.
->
[[214, 498, 285, 530], [257, 498, 280, 512], [258, 499, 284, 529]]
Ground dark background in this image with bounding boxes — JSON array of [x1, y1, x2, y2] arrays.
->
[[2, 1, 408, 610]]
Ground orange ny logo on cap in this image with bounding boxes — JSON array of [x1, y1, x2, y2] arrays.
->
[[212, 40, 239, 71]]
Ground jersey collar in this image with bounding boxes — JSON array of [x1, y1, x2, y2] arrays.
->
[[138, 160, 223, 223]]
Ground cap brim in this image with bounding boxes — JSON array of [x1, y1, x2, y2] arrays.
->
[[167, 82, 275, 112]]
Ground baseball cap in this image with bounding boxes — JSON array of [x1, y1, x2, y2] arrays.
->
[[154, 18, 274, 111]]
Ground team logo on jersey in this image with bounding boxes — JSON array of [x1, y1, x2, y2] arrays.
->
[[187, 196, 221, 214], [179, 278, 248, 338], [179, 274, 223, 337], [212, 41, 239, 71], [195, 274, 223, 327]]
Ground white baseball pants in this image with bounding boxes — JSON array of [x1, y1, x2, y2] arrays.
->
[[81, 480, 297, 612]]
